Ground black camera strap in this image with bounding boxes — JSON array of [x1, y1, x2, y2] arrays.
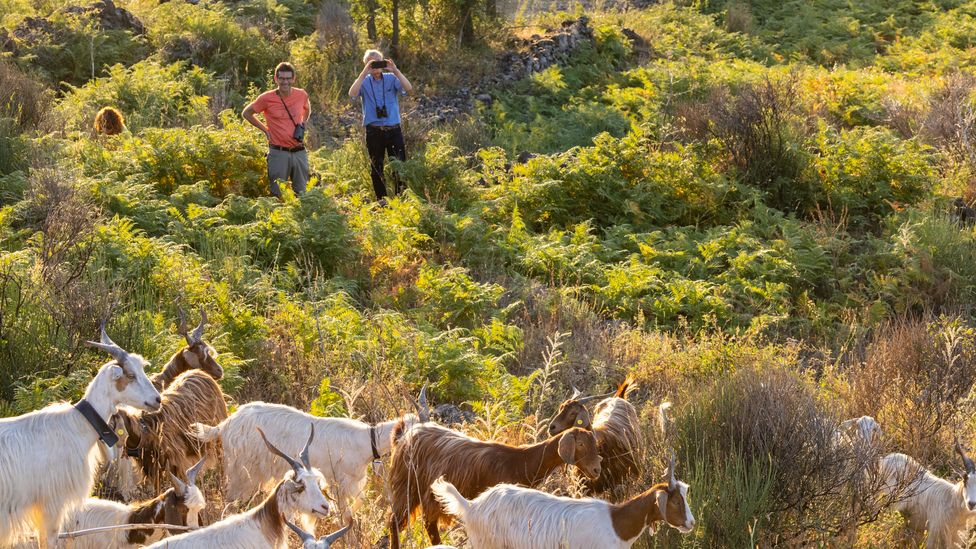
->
[[276, 90, 300, 129], [367, 76, 387, 112]]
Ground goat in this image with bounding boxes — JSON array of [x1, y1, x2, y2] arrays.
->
[[548, 376, 641, 492], [954, 197, 976, 228], [0, 326, 162, 549], [386, 421, 602, 548], [431, 451, 694, 548], [285, 520, 350, 548], [32, 458, 207, 549], [150, 307, 223, 390], [143, 427, 331, 549], [118, 368, 227, 490], [190, 385, 429, 522], [838, 415, 882, 448], [881, 441, 976, 548]]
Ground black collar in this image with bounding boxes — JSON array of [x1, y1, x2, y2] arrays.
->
[[369, 425, 381, 461], [74, 399, 119, 447]]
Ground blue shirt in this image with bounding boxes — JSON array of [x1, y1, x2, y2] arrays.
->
[[358, 73, 405, 126]]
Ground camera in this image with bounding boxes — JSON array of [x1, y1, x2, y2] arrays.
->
[[375, 106, 388, 119], [370, 59, 388, 69], [293, 123, 305, 142]]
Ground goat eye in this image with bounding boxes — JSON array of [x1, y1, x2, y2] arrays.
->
[[295, 484, 305, 493]]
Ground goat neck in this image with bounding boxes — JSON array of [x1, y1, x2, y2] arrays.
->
[[253, 479, 287, 545], [517, 433, 575, 485], [609, 482, 671, 541], [125, 489, 171, 544]]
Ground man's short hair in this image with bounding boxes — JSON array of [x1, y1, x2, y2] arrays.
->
[[362, 50, 383, 63], [274, 62, 296, 78]]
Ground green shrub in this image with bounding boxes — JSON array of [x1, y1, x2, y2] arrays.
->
[[58, 60, 213, 132]]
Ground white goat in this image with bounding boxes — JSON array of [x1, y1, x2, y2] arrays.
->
[[431, 453, 694, 549], [0, 326, 162, 549], [838, 415, 882, 448], [285, 520, 351, 548], [143, 427, 331, 549], [881, 441, 976, 548], [190, 386, 428, 521]]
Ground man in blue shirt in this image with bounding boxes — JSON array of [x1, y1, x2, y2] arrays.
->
[[348, 49, 414, 204]]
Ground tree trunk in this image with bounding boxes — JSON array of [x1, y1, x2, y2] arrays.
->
[[460, 5, 475, 47], [366, 0, 377, 41], [391, 0, 400, 57]]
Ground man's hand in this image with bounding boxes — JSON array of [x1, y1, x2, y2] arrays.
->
[[386, 59, 399, 73]]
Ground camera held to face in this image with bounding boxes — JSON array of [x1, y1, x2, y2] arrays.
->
[[293, 123, 305, 142], [375, 106, 388, 119]]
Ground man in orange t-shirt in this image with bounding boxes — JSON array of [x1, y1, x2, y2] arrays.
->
[[243, 62, 311, 197]]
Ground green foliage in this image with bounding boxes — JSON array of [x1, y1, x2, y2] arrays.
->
[[58, 60, 213, 132], [5, 11, 149, 86], [143, 1, 285, 87]]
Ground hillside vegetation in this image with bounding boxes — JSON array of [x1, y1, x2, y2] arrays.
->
[[5, 0, 976, 546]]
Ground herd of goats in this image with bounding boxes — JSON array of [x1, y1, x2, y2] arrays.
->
[[1, 311, 976, 548]]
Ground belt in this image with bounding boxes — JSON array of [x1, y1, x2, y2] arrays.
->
[[367, 124, 400, 131], [269, 144, 305, 152]]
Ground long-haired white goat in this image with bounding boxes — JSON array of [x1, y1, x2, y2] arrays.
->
[[143, 426, 331, 549], [0, 326, 162, 549], [881, 440, 976, 548], [190, 385, 429, 521], [431, 452, 695, 549]]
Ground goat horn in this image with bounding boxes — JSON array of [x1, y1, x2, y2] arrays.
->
[[284, 519, 315, 542], [577, 391, 615, 404], [323, 524, 351, 545], [300, 425, 314, 470], [415, 382, 430, 423], [177, 307, 189, 337], [86, 321, 128, 363], [186, 457, 205, 486], [570, 386, 582, 400], [667, 449, 677, 491], [169, 472, 187, 496], [257, 428, 303, 474], [956, 438, 976, 474], [190, 306, 206, 344]]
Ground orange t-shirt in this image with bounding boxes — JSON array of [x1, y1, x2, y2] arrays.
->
[[251, 88, 308, 148]]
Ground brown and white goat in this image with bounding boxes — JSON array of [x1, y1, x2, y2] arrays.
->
[[386, 422, 602, 548], [119, 369, 227, 490], [548, 376, 641, 492], [39, 459, 208, 549], [432, 452, 694, 548], [150, 307, 223, 390]]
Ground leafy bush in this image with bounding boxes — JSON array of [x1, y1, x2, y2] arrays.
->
[[58, 60, 213, 132], [143, 2, 284, 88]]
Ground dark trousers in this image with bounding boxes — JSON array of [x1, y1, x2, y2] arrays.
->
[[365, 125, 406, 200]]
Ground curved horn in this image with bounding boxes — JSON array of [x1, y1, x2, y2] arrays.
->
[[285, 519, 315, 543], [257, 428, 303, 474], [956, 438, 975, 474], [415, 382, 430, 423], [86, 321, 128, 363], [667, 449, 677, 491], [169, 472, 187, 496], [177, 307, 189, 338], [300, 425, 314, 470], [190, 306, 206, 344], [577, 391, 615, 404], [323, 524, 351, 546], [185, 457, 205, 486], [570, 386, 582, 400]]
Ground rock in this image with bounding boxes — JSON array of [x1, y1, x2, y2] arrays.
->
[[61, 0, 145, 35], [433, 403, 475, 425], [475, 93, 492, 103]]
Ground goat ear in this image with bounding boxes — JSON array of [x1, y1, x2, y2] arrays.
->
[[575, 406, 591, 428], [655, 490, 669, 524], [110, 365, 124, 381], [557, 431, 577, 464]]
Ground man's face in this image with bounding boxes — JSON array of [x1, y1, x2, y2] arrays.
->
[[367, 56, 383, 78], [275, 71, 295, 91]]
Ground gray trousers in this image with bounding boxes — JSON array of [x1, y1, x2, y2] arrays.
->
[[267, 147, 309, 197]]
